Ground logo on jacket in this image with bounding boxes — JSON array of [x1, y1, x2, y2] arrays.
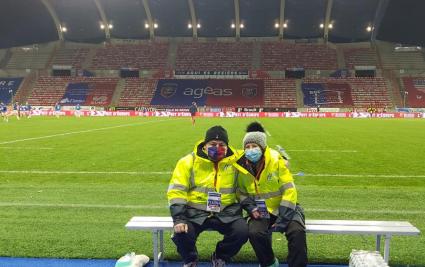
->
[[160, 83, 178, 98]]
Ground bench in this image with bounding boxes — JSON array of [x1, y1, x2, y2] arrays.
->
[[126, 216, 420, 267]]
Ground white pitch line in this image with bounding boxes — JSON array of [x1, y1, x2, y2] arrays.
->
[[0, 202, 423, 215], [305, 173, 425, 178], [287, 149, 358, 153], [1, 170, 425, 178], [0, 118, 180, 145], [0, 147, 53, 150], [0, 202, 165, 209], [0, 170, 171, 175]]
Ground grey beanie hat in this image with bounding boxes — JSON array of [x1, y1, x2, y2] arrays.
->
[[243, 122, 267, 150]]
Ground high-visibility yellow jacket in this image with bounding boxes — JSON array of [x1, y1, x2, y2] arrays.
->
[[234, 146, 297, 217], [167, 141, 244, 225]]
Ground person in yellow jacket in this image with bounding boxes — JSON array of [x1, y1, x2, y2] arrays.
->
[[167, 125, 256, 267], [235, 122, 307, 267]]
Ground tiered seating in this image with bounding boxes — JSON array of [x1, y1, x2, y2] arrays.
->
[[51, 48, 89, 68], [380, 51, 425, 69], [402, 77, 425, 108], [27, 77, 118, 106], [343, 48, 378, 69], [117, 78, 157, 107], [175, 42, 253, 71], [6, 46, 52, 69], [91, 43, 169, 69], [303, 77, 392, 108], [263, 79, 297, 108], [261, 43, 337, 70], [27, 77, 70, 106]]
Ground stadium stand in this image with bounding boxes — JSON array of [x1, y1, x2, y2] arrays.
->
[[303, 77, 392, 108], [402, 77, 425, 107], [175, 41, 253, 71], [261, 42, 338, 70], [117, 78, 157, 107], [6, 44, 54, 69], [26, 77, 118, 106], [263, 78, 297, 108], [90, 43, 169, 70], [343, 48, 378, 69], [51, 47, 90, 69]]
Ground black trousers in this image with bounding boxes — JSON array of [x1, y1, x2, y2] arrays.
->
[[248, 217, 308, 267], [172, 217, 249, 264]]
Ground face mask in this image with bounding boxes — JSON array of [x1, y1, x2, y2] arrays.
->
[[245, 147, 262, 163], [207, 145, 226, 162]]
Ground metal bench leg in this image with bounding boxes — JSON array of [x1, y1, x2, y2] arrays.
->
[[383, 235, 391, 263], [376, 234, 381, 252], [159, 230, 164, 260], [153, 230, 159, 267]]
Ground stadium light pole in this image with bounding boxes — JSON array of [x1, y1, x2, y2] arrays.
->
[[94, 0, 111, 39], [40, 0, 64, 41], [188, 0, 198, 39], [323, 0, 333, 43], [142, 0, 155, 39], [279, 0, 286, 39], [234, 0, 241, 39]]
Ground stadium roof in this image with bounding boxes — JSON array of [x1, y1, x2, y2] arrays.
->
[[0, 0, 424, 49]]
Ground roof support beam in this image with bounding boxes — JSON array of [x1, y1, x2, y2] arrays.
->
[[188, 0, 198, 38], [142, 0, 155, 39], [234, 0, 240, 39], [279, 0, 286, 38], [371, 0, 390, 43], [323, 0, 333, 42], [40, 0, 63, 41], [94, 0, 111, 39]]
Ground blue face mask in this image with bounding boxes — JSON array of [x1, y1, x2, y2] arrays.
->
[[245, 147, 262, 163]]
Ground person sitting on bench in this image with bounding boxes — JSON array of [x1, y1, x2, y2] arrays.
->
[[235, 122, 308, 267], [167, 126, 256, 267]]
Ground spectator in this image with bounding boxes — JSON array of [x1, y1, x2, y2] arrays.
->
[[167, 126, 253, 267], [235, 122, 308, 267]]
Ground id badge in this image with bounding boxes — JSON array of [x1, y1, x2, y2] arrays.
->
[[207, 192, 222, 212], [255, 199, 270, 219]]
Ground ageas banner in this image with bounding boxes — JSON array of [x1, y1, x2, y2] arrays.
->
[[150, 79, 264, 106]]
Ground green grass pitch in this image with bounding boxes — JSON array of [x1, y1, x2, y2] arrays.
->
[[0, 116, 424, 266]]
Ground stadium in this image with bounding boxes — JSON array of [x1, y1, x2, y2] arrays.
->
[[0, 0, 424, 267]]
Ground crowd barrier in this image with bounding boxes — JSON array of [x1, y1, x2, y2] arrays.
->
[[27, 110, 425, 119]]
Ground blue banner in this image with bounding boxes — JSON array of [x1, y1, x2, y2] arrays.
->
[[60, 83, 89, 105], [0, 78, 23, 104]]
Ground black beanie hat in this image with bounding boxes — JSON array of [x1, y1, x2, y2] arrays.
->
[[205, 126, 229, 145]]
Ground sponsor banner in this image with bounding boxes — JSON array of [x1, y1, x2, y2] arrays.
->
[[60, 82, 89, 105], [174, 70, 248, 77], [0, 77, 23, 104], [302, 82, 353, 107], [27, 111, 425, 119], [151, 79, 264, 107]]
